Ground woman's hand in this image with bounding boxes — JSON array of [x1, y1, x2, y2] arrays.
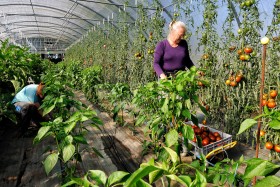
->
[[160, 73, 167, 79]]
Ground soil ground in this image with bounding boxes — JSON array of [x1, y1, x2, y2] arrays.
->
[[0, 90, 279, 186]]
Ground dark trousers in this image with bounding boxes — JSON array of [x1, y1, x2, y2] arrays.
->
[[14, 102, 43, 135]]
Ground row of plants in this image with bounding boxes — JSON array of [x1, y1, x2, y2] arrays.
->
[[36, 60, 280, 186], [0, 39, 51, 123], [64, 0, 279, 145]]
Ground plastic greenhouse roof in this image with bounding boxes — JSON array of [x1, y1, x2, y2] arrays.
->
[[0, 0, 278, 54]]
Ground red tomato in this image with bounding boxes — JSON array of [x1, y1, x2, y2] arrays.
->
[[265, 142, 274, 150], [235, 76, 242, 83], [270, 90, 278, 98], [274, 145, 280, 153], [202, 137, 210, 146], [262, 100, 268, 106], [267, 102, 276, 108], [244, 47, 253, 54]]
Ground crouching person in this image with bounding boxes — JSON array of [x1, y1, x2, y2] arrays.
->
[[12, 83, 45, 136]]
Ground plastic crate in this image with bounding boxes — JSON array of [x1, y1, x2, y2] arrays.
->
[[185, 122, 232, 158]]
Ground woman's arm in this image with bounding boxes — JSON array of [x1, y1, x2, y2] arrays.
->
[[153, 41, 166, 78], [184, 41, 195, 69]]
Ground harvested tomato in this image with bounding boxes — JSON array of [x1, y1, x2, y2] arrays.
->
[[265, 142, 274, 150], [209, 134, 216, 142], [192, 136, 197, 143], [213, 132, 220, 137], [194, 127, 202, 134], [274, 145, 280, 153], [260, 130, 265, 137], [244, 47, 253, 54], [216, 136, 222, 141], [202, 137, 210, 146], [270, 90, 278, 98]]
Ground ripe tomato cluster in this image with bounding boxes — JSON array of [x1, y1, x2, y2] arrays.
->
[[265, 142, 280, 153], [236, 46, 255, 61], [225, 72, 243, 87], [191, 125, 222, 146], [262, 90, 278, 108]]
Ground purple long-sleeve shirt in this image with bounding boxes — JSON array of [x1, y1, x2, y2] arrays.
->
[[153, 39, 194, 76]]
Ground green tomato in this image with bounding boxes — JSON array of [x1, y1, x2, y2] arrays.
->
[[238, 28, 243, 34], [190, 66, 197, 73]]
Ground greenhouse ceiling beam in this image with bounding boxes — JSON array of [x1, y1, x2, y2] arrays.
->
[[7, 21, 83, 36], [76, 0, 157, 10], [68, 0, 119, 28], [15, 37, 72, 47], [19, 29, 78, 41], [3, 13, 134, 24], [3, 30, 74, 44], [0, 3, 95, 27], [29, 0, 41, 37], [7, 26, 80, 41], [102, 0, 136, 23], [3, 13, 88, 32]]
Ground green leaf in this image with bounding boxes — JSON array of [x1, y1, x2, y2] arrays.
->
[[65, 135, 73, 144], [185, 99, 191, 109], [106, 171, 129, 187], [73, 135, 88, 144], [176, 83, 183, 92], [149, 169, 163, 184], [243, 158, 280, 179], [33, 126, 51, 144], [10, 79, 22, 93], [61, 178, 84, 187], [164, 147, 179, 163], [136, 179, 152, 187], [66, 112, 80, 123], [255, 175, 280, 187], [161, 97, 169, 114], [136, 115, 146, 126], [182, 125, 194, 140], [166, 174, 191, 186], [43, 103, 56, 116], [44, 153, 58, 175], [63, 144, 75, 162], [165, 129, 178, 147], [123, 165, 158, 187], [178, 175, 192, 186], [269, 120, 280, 130], [88, 170, 107, 185], [182, 109, 191, 119], [64, 121, 76, 134], [237, 119, 257, 135]]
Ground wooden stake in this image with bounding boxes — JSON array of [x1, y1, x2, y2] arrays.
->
[[253, 43, 267, 185]]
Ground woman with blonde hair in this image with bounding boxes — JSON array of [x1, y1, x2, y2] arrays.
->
[[153, 21, 195, 79]]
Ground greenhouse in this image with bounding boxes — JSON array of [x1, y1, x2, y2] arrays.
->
[[0, 0, 279, 186]]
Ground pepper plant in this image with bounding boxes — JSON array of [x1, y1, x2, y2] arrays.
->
[[133, 67, 208, 158]]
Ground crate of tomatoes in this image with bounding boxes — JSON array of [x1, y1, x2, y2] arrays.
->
[[186, 122, 233, 158]]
